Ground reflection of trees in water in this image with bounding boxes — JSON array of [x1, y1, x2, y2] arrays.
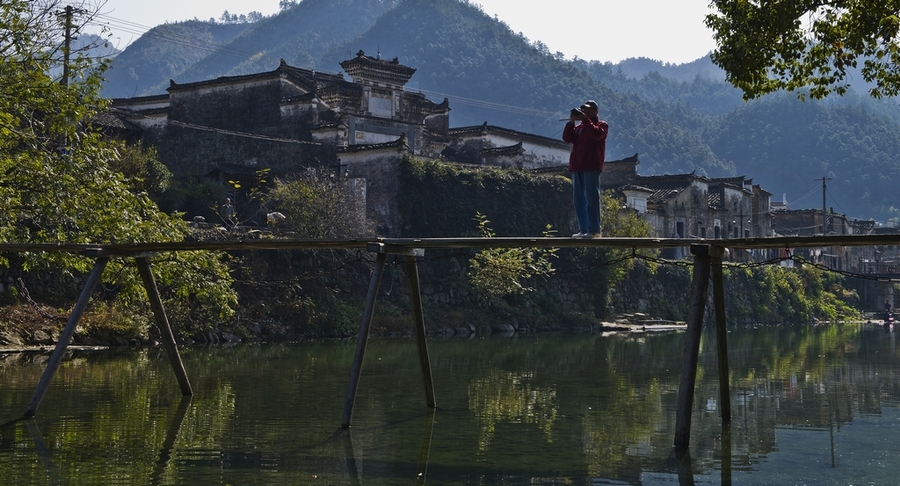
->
[[581, 377, 664, 479], [173, 381, 236, 451], [8, 327, 900, 482], [467, 370, 558, 450], [0, 349, 238, 483], [689, 324, 900, 469]]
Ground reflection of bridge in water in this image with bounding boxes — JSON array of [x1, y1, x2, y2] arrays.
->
[[3, 233, 900, 453]]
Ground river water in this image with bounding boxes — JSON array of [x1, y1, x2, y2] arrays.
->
[[1, 322, 899, 485]]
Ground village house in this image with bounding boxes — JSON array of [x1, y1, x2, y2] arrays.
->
[[103, 53, 788, 243], [441, 123, 570, 169], [108, 52, 448, 175], [106, 51, 456, 233], [589, 154, 774, 240]]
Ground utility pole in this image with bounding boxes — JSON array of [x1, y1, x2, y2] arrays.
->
[[817, 176, 832, 234], [60, 5, 74, 87]]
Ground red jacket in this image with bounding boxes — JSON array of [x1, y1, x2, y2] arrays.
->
[[563, 117, 609, 172]]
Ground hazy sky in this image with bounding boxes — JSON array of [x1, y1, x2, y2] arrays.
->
[[92, 0, 718, 65]]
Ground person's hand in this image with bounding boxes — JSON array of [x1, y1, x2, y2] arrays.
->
[[570, 108, 583, 122]]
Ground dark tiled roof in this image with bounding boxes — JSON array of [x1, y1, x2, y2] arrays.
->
[[110, 94, 169, 105], [754, 185, 773, 196], [448, 122, 569, 149], [281, 92, 318, 103], [647, 188, 682, 204], [710, 176, 752, 186], [481, 142, 524, 156], [339, 50, 416, 85], [167, 59, 343, 94], [627, 174, 698, 204], [311, 121, 346, 130], [619, 184, 653, 193], [91, 108, 143, 132], [337, 134, 409, 153]]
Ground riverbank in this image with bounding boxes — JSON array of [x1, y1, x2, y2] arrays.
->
[[0, 303, 685, 353]]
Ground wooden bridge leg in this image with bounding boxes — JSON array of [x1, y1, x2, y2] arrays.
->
[[416, 409, 436, 485], [342, 251, 387, 428], [24, 256, 109, 419], [405, 254, 435, 408], [674, 245, 712, 450], [711, 248, 732, 423], [136, 257, 192, 396]]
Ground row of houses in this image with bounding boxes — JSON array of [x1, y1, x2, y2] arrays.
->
[[102, 51, 879, 243]]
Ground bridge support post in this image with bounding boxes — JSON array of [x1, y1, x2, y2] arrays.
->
[[711, 246, 731, 423], [342, 243, 429, 428], [24, 255, 109, 419], [136, 257, 193, 396], [342, 251, 387, 428], [674, 244, 713, 450], [405, 254, 435, 408]]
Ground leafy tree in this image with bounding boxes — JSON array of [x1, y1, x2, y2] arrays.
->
[[706, 1, 900, 99], [107, 145, 172, 196], [0, 0, 236, 322], [268, 167, 374, 238], [468, 212, 557, 299]]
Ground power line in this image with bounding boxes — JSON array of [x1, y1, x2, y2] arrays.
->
[[167, 120, 320, 145], [785, 182, 821, 207], [86, 15, 568, 122], [414, 87, 563, 120], [88, 14, 265, 61]]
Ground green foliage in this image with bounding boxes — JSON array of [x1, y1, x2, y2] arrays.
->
[[0, 0, 237, 322], [601, 191, 656, 283], [157, 177, 228, 222], [107, 145, 172, 195], [468, 212, 557, 300], [79, 303, 152, 343], [706, 0, 900, 100], [399, 156, 657, 319], [268, 167, 374, 238], [311, 296, 361, 337], [724, 264, 860, 324], [399, 156, 572, 237]]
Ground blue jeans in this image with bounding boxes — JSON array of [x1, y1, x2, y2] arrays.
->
[[572, 170, 601, 234]]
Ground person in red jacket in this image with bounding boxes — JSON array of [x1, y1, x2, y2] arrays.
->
[[562, 100, 609, 237]]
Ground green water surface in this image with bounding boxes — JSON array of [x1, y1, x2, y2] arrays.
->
[[2, 323, 899, 485]]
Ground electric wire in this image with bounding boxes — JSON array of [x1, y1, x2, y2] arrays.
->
[[85, 15, 569, 121], [88, 14, 266, 61], [167, 120, 321, 145]]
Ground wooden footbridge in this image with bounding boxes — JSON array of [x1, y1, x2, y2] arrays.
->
[[3, 233, 900, 450]]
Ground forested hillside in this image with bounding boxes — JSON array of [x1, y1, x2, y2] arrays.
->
[[101, 21, 250, 98], [705, 94, 900, 220], [101, 0, 400, 98], [99, 0, 900, 223]]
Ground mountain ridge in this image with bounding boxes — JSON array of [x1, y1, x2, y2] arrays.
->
[[99, 0, 900, 223]]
